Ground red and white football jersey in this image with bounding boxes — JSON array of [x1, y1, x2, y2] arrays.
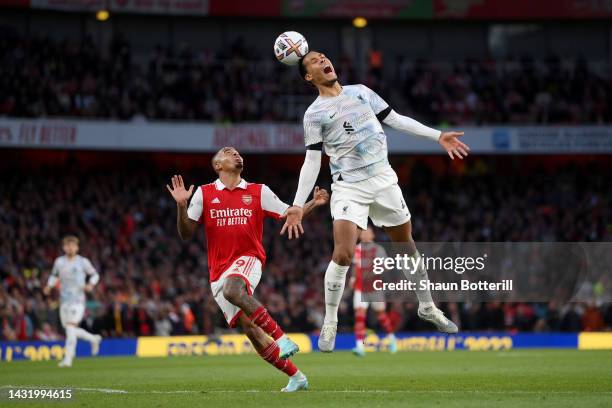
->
[[187, 178, 289, 282], [353, 242, 387, 292]]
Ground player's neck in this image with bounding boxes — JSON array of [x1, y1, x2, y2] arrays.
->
[[317, 81, 343, 98], [218, 172, 242, 190], [65, 254, 77, 260]]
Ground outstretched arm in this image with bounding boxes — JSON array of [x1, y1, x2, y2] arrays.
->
[[262, 183, 327, 230], [382, 110, 470, 160], [166, 175, 198, 240], [293, 148, 322, 207], [360, 84, 470, 160], [281, 147, 322, 239]]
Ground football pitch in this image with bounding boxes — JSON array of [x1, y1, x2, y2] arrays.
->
[[2, 350, 612, 407]]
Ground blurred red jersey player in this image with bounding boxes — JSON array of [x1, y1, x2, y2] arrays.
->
[[166, 146, 329, 392], [350, 226, 397, 357]]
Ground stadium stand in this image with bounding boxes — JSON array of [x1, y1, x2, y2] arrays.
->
[[1, 26, 610, 125], [1, 152, 610, 340]]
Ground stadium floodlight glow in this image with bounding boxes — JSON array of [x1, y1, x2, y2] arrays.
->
[[96, 10, 110, 21], [353, 16, 367, 28]]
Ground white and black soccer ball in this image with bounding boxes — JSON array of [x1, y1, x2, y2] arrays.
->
[[273, 31, 309, 66]]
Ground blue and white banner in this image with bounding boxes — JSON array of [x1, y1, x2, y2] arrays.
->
[[2, 332, 611, 361], [324, 332, 580, 352], [0, 339, 137, 362]]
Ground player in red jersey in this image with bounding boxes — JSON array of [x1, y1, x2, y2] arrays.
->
[[166, 147, 328, 393], [349, 226, 397, 357]]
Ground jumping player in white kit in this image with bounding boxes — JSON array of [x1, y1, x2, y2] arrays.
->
[[281, 51, 470, 352], [44, 236, 102, 367]]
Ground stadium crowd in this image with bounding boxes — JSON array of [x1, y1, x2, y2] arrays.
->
[[1, 156, 611, 341], [1, 26, 611, 125]]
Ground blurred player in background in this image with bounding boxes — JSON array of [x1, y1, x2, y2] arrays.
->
[[43, 236, 102, 367], [282, 51, 467, 351], [166, 147, 329, 392], [350, 226, 397, 357]]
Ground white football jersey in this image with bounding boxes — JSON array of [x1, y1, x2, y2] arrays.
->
[[303, 84, 392, 182], [49, 255, 99, 305]]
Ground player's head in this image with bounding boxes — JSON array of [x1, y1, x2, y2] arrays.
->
[[62, 235, 79, 256], [299, 51, 337, 87], [211, 146, 244, 175], [359, 225, 375, 243]]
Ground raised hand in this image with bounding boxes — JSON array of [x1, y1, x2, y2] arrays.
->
[[280, 206, 304, 240], [313, 186, 330, 206], [439, 131, 470, 160], [166, 175, 194, 207]]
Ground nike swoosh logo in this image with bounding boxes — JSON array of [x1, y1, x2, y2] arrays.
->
[[330, 112, 337, 119]]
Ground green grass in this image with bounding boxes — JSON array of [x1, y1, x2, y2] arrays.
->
[[2, 350, 612, 407]]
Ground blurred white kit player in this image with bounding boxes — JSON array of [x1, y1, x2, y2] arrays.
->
[[45, 236, 102, 367]]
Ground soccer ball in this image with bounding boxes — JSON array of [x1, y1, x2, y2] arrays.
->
[[273, 31, 309, 66]]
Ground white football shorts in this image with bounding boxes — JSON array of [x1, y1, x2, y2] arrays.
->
[[59, 303, 85, 327], [331, 167, 411, 230], [210, 256, 263, 328]]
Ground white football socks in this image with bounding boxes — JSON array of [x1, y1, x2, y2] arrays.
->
[[63, 326, 98, 363], [405, 251, 434, 310], [323, 261, 350, 325], [64, 326, 77, 363], [73, 327, 97, 343]]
